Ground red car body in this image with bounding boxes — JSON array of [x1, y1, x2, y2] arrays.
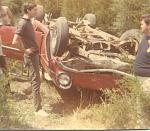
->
[[0, 25, 133, 92]]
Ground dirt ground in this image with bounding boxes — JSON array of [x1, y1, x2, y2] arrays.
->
[[8, 78, 106, 130]]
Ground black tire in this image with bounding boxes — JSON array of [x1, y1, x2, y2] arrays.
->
[[83, 13, 96, 28], [120, 29, 143, 43], [50, 17, 69, 57]]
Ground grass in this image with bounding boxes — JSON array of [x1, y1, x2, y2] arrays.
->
[[0, 59, 23, 129], [5, 76, 150, 129], [1, 60, 150, 129], [0, 70, 10, 128]]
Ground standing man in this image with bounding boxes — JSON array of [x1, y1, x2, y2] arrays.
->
[[0, 0, 12, 93], [12, 2, 48, 117], [0, 0, 14, 26], [134, 14, 150, 92]]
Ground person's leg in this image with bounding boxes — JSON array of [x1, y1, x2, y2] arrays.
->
[[22, 53, 32, 95], [2, 67, 11, 93], [30, 54, 42, 112]]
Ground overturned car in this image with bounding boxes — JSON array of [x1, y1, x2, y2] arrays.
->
[[0, 16, 142, 102]]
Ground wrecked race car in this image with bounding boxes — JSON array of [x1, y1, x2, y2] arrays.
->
[[0, 16, 142, 102]]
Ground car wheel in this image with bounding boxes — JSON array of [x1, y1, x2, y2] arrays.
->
[[50, 17, 69, 57], [120, 29, 143, 43], [120, 29, 143, 54], [83, 13, 96, 28]]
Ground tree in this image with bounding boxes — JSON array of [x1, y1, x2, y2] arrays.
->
[[61, 0, 115, 33], [3, 0, 150, 35], [3, 0, 24, 17], [112, 0, 150, 35]]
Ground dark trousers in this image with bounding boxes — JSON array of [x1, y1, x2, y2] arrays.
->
[[30, 54, 42, 111]]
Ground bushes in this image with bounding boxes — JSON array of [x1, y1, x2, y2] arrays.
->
[[35, 0, 150, 35], [112, 0, 150, 35], [71, 77, 150, 129], [3, 0, 24, 17], [93, 77, 150, 128], [0, 70, 10, 128], [3, 0, 150, 35], [0, 59, 18, 128], [100, 78, 141, 128]]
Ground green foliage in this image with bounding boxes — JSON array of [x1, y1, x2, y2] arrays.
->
[[3, 0, 150, 35], [34, 0, 116, 33], [35, 0, 62, 18], [35, 0, 150, 35], [73, 77, 150, 129], [60, 0, 115, 33], [0, 70, 10, 128], [101, 78, 141, 128], [112, 0, 150, 35], [0, 60, 19, 128], [3, 0, 24, 17]]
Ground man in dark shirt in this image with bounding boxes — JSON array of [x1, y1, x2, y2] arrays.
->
[[134, 14, 150, 93], [12, 2, 48, 117], [134, 14, 150, 77]]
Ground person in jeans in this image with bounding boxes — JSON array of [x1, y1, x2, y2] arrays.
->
[[22, 8, 49, 96], [12, 2, 48, 117]]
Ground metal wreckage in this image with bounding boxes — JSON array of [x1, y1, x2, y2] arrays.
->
[[0, 13, 142, 102]]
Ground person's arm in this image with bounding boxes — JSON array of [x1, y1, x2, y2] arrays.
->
[[12, 34, 25, 51], [34, 20, 50, 49], [34, 20, 49, 36], [12, 34, 21, 45], [12, 21, 25, 51], [33, 20, 50, 58]]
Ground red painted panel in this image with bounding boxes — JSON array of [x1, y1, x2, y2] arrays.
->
[[0, 26, 16, 45], [0, 26, 123, 91], [0, 26, 43, 48], [71, 72, 121, 90], [2, 47, 24, 61], [53, 60, 122, 90], [0, 26, 43, 60]]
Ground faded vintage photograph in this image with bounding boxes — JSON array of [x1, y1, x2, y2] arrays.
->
[[0, 0, 150, 130]]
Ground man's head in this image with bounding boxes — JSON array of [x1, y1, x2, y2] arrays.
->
[[23, 2, 37, 18], [140, 14, 150, 34]]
